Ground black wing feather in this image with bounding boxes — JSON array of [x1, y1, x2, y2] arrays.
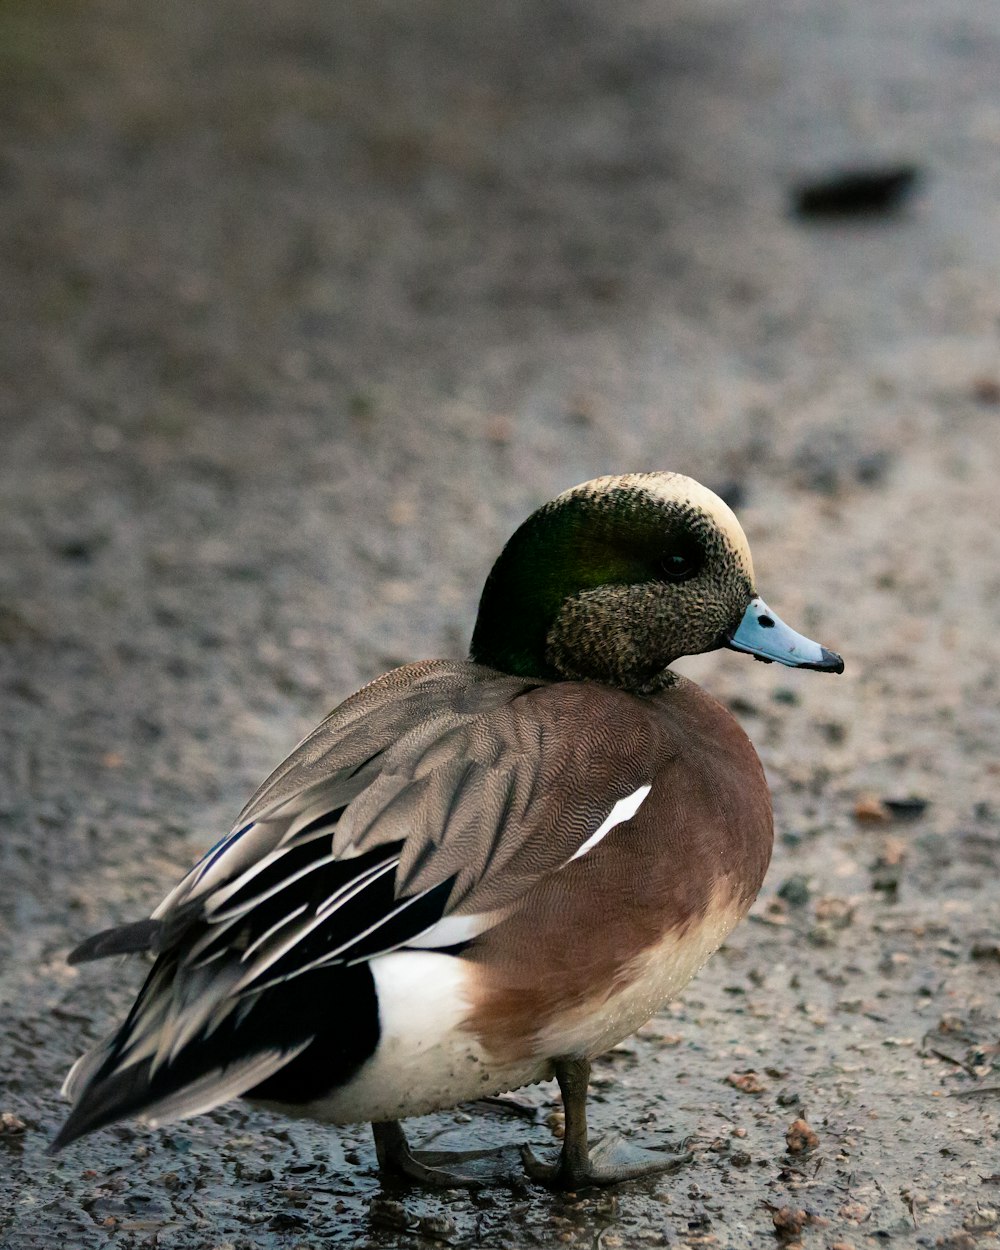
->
[[67, 918, 165, 965]]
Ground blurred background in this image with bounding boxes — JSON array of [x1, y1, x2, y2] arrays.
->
[[2, 1, 999, 1246]]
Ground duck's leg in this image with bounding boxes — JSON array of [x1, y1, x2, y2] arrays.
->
[[521, 1057, 692, 1188], [373, 1119, 477, 1187], [371, 1119, 523, 1188]]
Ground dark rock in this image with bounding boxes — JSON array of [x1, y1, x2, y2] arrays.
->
[[791, 164, 921, 217], [777, 875, 812, 907], [883, 797, 929, 820]]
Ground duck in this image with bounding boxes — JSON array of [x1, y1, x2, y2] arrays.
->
[[53, 472, 843, 1189]]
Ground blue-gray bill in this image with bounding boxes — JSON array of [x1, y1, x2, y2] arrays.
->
[[726, 597, 844, 673]]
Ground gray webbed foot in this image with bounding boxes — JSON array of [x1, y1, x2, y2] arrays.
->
[[522, 1131, 692, 1188], [520, 1056, 692, 1189], [372, 1120, 523, 1188]]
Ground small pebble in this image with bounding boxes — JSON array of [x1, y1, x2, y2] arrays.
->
[[814, 896, 855, 928], [785, 1118, 819, 1154], [854, 795, 891, 824], [546, 1109, 566, 1139], [874, 836, 908, 868], [727, 1071, 767, 1095], [777, 875, 811, 907], [368, 1197, 413, 1232], [418, 1213, 457, 1238], [770, 1205, 809, 1241]]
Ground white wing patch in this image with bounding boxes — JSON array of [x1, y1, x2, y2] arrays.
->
[[567, 785, 651, 864], [404, 912, 498, 950]]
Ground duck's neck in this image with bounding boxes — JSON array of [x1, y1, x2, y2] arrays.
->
[[468, 512, 569, 680]]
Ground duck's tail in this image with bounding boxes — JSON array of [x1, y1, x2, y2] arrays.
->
[[50, 1037, 304, 1153], [51, 957, 381, 1153]]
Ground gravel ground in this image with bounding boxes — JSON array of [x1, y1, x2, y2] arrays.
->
[[2, 1, 1000, 1247]]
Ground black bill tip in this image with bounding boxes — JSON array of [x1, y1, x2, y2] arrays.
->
[[801, 647, 845, 674]]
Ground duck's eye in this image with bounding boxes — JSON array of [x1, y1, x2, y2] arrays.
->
[[659, 544, 702, 582]]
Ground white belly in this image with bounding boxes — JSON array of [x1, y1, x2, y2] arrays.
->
[[267, 951, 551, 1125], [256, 894, 743, 1126]]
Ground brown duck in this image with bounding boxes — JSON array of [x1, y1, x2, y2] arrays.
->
[[54, 472, 843, 1188]]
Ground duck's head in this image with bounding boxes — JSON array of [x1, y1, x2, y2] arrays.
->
[[470, 471, 844, 693]]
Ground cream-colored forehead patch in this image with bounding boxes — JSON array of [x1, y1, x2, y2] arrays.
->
[[640, 472, 754, 579], [557, 472, 755, 581]]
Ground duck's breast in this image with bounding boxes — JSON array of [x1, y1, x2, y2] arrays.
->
[[461, 676, 773, 1064]]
